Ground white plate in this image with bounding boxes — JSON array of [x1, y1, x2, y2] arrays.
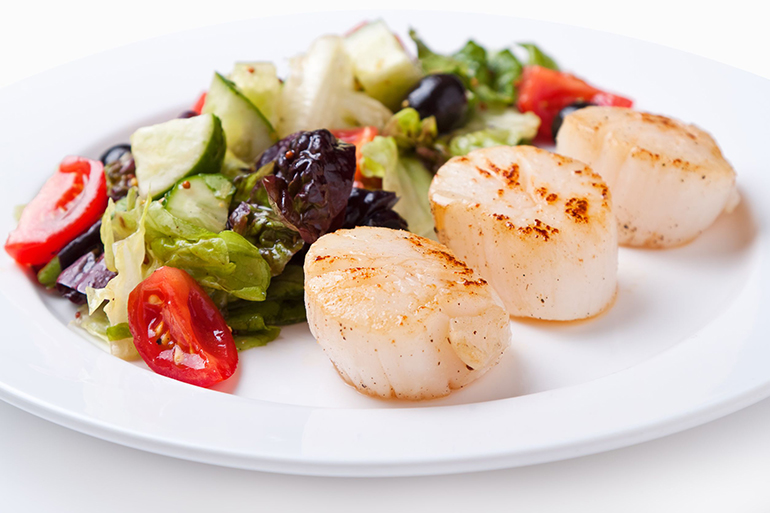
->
[[0, 10, 768, 477]]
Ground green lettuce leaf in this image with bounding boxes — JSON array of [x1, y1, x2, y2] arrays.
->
[[146, 203, 271, 301], [266, 264, 304, 300], [448, 109, 540, 155], [89, 192, 272, 346], [410, 31, 523, 108], [381, 108, 438, 151], [360, 135, 435, 239], [360, 135, 399, 179], [234, 327, 281, 351], [519, 43, 559, 70], [409, 31, 559, 108]]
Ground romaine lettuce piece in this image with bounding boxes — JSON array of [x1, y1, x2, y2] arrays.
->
[[448, 109, 540, 155], [278, 35, 392, 137], [145, 204, 271, 301], [361, 136, 435, 239]]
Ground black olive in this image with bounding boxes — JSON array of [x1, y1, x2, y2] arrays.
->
[[99, 144, 131, 166], [178, 110, 199, 119], [552, 101, 597, 139], [403, 74, 468, 133]]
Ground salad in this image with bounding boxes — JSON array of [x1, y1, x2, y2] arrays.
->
[[4, 20, 632, 388]]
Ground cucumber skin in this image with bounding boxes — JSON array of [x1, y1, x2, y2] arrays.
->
[[185, 114, 227, 188], [204, 73, 278, 163], [132, 113, 227, 199]]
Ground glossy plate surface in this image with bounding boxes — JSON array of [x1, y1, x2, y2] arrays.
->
[[0, 11, 768, 476]]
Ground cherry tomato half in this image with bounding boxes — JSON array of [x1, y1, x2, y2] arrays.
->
[[127, 267, 238, 387], [332, 127, 379, 189], [516, 65, 633, 141], [5, 156, 108, 266]]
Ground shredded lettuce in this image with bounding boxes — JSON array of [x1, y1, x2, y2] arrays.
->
[[77, 304, 140, 360], [88, 196, 155, 329], [360, 136, 435, 239], [278, 35, 391, 137], [386, 156, 435, 240]]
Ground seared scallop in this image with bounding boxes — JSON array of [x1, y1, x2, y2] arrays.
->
[[555, 106, 739, 247], [429, 145, 617, 321], [304, 227, 510, 400]]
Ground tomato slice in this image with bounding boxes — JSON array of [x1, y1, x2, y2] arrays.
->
[[516, 65, 633, 141], [5, 156, 107, 266], [332, 127, 380, 189], [128, 267, 238, 387], [192, 92, 207, 116]]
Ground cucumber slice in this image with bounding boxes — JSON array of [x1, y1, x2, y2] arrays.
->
[[344, 21, 423, 111], [164, 174, 235, 233], [203, 72, 277, 163], [230, 63, 281, 127], [131, 113, 225, 198]]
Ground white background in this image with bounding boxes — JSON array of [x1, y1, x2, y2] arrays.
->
[[2, 0, 770, 511]]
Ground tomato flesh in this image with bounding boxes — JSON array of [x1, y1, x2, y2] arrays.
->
[[128, 267, 238, 387], [516, 65, 633, 141], [332, 127, 379, 189], [5, 156, 107, 266]]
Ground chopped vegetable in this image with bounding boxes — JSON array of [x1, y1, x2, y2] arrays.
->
[[56, 252, 115, 304], [382, 108, 438, 150], [228, 201, 304, 276], [343, 20, 424, 111], [403, 74, 468, 133], [261, 129, 356, 244], [448, 109, 540, 155], [229, 62, 282, 127], [203, 72, 277, 162], [516, 65, 633, 140], [331, 126, 379, 188], [131, 113, 226, 198], [343, 188, 408, 230], [103, 147, 136, 200], [5, 156, 108, 266], [37, 256, 61, 288], [164, 174, 235, 233], [410, 31, 525, 109], [278, 35, 392, 137], [127, 266, 238, 387], [360, 136, 434, 239]]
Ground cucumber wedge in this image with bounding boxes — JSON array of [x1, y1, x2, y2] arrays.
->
[[164, 174, 235, 233], [131, 113, 225, 198], [203, 72, 277, 163], [229, 62, 281, 127], [344, 21, 423, 111]]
